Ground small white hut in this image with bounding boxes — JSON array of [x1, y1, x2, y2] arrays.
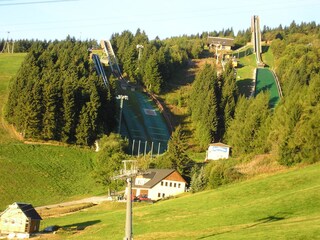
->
[[205, 142, 231, 161]]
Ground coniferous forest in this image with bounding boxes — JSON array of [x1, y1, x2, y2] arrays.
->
[[5, 37, 115, 146]]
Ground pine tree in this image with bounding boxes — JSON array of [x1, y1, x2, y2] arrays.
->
[[61, 75, 77, 143], [225, 92, 270, 156], [143, 53, 163, 94], [166, 125, 194, 178], [220, 62, 238, 139], [189, 64, 220, 148]]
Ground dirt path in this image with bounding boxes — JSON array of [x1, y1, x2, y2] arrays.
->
[[35, 195, 112, 211]]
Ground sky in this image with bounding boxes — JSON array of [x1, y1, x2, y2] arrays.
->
[[0, 0, 319, 41]]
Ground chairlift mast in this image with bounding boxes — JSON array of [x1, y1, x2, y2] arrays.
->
[[113, 160, 140, 240]]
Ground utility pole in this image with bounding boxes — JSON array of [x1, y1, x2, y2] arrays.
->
[[116, 95, 128, 134], [1, 31, 11, 53], [112, 160, 141, 240]]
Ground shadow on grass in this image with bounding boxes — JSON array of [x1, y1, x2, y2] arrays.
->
[[245, 212, 291, 229], [269, 96, 280, 108], [237, 78, 253, 97], [262, 45, 269, 53], [197, 212, 290, 239], [256, 83, 274, 93], [62, 220, 101, 230], [197, 230, 232, 239]]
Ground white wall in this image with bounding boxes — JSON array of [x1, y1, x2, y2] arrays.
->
[[147, 180, 185, 200], [207, 145, 229, 160], [0, 208, 27, 234]]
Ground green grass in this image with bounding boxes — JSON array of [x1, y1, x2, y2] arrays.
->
[[261, 45, 275, 68], [0, 143, 104, 211], [42, 163, 320, 239], [0, 53, 26, 143], [236, 53, 256, 97]]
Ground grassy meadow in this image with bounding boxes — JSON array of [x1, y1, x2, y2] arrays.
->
[[0, 53, 104, 211], [0, 53, 26, 143], [0, 143, 104, 211], [42, 163, 320, 239]]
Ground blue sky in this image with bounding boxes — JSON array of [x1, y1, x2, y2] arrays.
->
[[0, 0, 319, 41]]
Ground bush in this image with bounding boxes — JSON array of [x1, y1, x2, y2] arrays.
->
[[205, 159, 243, 189], [190, 165, 207, 193]]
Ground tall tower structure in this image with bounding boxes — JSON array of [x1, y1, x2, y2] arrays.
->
[[251, 15, 262, 54]]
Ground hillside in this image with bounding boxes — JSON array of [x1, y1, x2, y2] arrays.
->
[[42, 163, 320, 239], [0, 54, 104, 211], [0, 53, 26, 143]]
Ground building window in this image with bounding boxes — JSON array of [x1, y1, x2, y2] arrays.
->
[[178, 183, 181, 188], [165, 182, 168, 186], [158, 193, 161, 197], [174, 183, 176, 187], [161, 181, 163, 186], [170, 182, 172, 187], [162, 193, 165, 198]]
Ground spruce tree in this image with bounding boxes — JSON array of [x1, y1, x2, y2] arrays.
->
[[166, 125, 194, 178], [189, 64, 220, 148]]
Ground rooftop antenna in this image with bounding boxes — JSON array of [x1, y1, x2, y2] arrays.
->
[[112, 160, 140, 240]]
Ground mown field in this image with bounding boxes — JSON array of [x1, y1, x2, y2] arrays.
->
[[0, 143, 105, 210], [0, 54, 104, 211], [42, 163, 320, 239]]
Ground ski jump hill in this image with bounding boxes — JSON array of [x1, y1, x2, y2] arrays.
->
[[92, 41, 170, 156], [251, 15, 283, 107]]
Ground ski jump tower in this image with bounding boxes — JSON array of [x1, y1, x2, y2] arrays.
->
[[251, 15, 264, 67], [100, 40, 122, 79]]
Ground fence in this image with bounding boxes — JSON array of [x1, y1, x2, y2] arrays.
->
[[128, 139, 167, 157]]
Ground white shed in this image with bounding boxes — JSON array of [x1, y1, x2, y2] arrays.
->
[[205, 142, 231, 161], [0, 202, 42, 235]]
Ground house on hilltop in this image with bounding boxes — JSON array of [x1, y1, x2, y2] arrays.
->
[[0, 202, 42, 235], [130, 169, 187, 201], [207, 37, 235, 50]]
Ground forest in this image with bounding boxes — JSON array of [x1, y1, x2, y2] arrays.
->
[[4, 21, 320, 191], [5, 37, 115, 146]]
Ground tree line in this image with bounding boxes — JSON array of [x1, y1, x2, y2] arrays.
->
[[0, 38, 98, 53], [110, 29, 204, 93], [5, 37, 115, 146]]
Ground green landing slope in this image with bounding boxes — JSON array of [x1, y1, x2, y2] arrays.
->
[[255, 68, 280, 107], [117, 85, 170, 155]]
